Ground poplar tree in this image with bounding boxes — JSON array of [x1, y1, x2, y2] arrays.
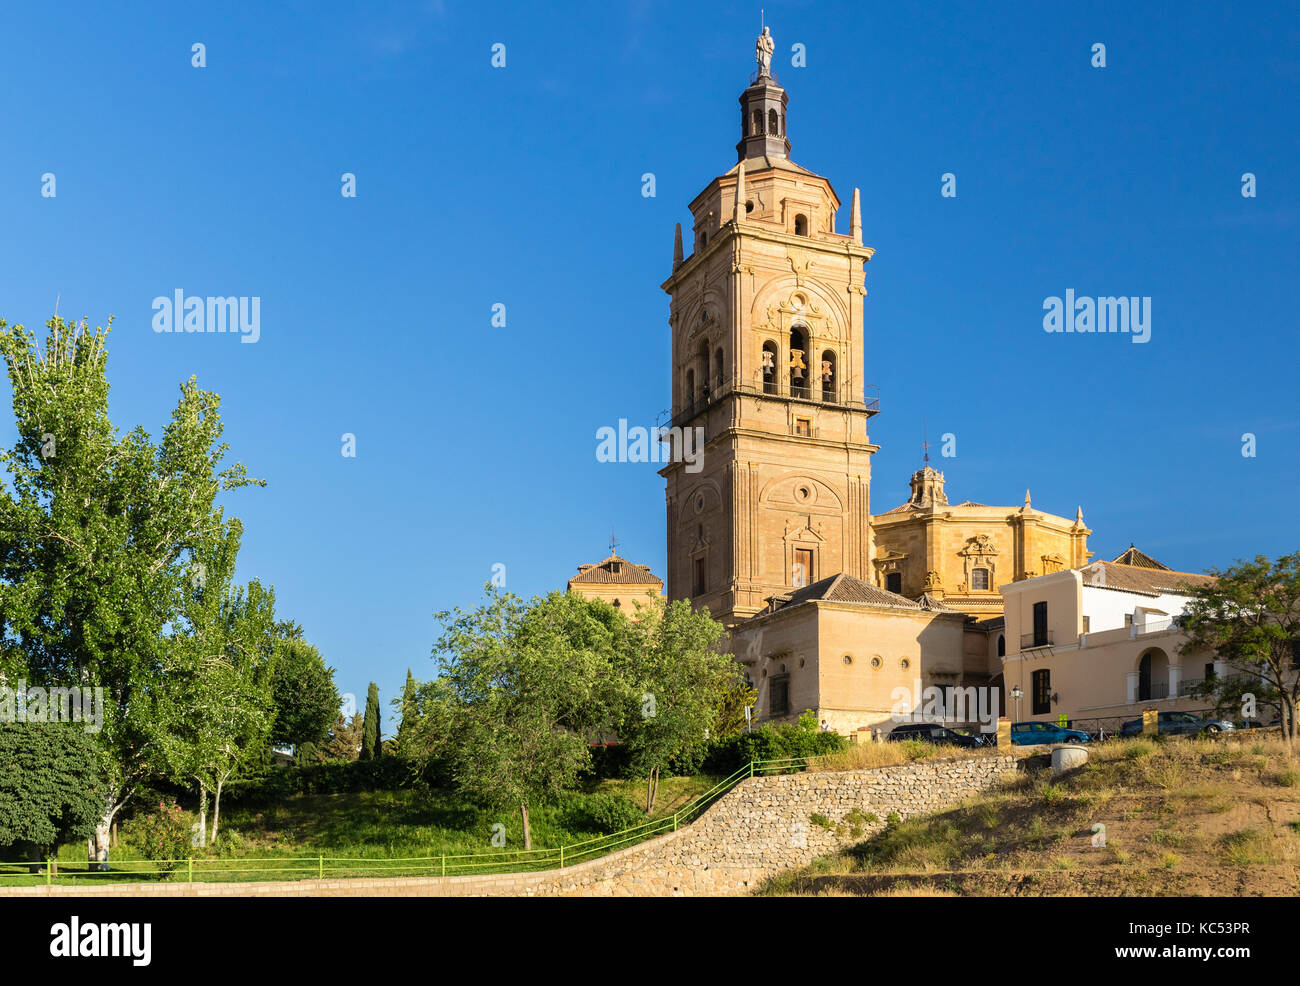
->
[[0, 316, 264, 867]]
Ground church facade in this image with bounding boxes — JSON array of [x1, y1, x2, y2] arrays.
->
[[655, 33, 1099, 736]]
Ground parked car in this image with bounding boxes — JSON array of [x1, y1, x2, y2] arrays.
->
[[1119, 711, 1235, 738], [1010, 721, 1090, 745], [887, 723, 990, 748]]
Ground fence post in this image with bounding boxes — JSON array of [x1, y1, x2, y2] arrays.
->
[[749, 761, 754, 779], [46, 858, 53, 886], [318, 853, 323, 880], [187, 858, 193, 884], [673, 813, 678, 832], [441, 854, 445, 877], [560, 846, 564, 869]]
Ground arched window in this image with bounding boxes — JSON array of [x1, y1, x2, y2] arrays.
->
[[697, 340, 710, 399], [768, 109, 779, 135], [997, 634, 1006, 658], [751, 110, 761, 136], [789, 326, 808, 398], [714, 347, 724, 391], [761, 340, 779, 395], [685, 369, 695, 408], [794, 214, 809, 236], [820, 350, 836, 402]]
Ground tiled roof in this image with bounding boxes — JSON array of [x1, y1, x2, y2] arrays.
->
[[915, 593, 955, 611], [1080, 561, 1214, 597], [936, 594, 1004, 609], [568, 554, 663, 586], [1111, 544, 1171, 570], [775, 573, 924, 611]]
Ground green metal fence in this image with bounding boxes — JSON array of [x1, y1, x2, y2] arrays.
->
[[0, 756, 813, 887]]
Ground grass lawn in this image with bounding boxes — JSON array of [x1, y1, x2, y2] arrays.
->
[[0, 773, 722, 888]]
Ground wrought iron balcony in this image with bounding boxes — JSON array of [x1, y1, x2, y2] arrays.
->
[[1021, 631, 1054, 650]]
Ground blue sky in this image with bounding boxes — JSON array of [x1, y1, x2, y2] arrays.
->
[[1, 1, 1296, 730]]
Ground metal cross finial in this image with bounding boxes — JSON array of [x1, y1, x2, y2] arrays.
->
[[609, 532, 620, 557], [922, 418, 930, 465]]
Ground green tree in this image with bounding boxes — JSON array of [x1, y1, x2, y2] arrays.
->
[[1182, 552, 1300, 745], [361, 682, 382, 760], [151, 517, 278, 845], [618, 599, 736, 810], [270, 636, 340, 751], [394, 668, 419, 752], [432, 588, 625, 848], [0, 722, 105, 867], [0, 316, 263, 867], [320, 711, 364, 762]]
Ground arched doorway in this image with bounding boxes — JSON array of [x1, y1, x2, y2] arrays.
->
[[1138, 648, 1170, 700]]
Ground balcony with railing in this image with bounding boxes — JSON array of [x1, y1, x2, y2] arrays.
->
[[1021, 631, 1054, 650], [658, 379, 881, 432]]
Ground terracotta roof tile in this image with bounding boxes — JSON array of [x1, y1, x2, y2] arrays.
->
[[1080, 560, 1214, 596], [776, 573, 924, 610], [567, 554, 663, 587]]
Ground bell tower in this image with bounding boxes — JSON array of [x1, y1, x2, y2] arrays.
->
[[660, 31, 879, 626]]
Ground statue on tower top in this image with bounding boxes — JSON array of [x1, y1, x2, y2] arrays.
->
[[756, 26, 774, 76]]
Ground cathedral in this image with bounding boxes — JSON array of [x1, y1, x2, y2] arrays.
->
[[575, 32, 1101, 736]]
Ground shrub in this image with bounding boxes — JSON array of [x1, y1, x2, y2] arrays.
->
[[130, 800, 195, 876], [566, 793, 646, 835], [701, 711, 847, 775]]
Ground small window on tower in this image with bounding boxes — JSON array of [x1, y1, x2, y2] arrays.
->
[[794, 418, 811, 436], [886, 572, 903, 594], [693, 557, 707, 596], [794, 214, 809, 236]]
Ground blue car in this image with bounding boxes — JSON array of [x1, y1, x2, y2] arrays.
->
[[1010, 721, 1090, 745]]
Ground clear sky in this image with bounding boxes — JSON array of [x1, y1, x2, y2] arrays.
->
[[1, 1, 1296, 730]]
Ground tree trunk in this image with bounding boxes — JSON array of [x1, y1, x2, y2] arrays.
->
[[196, 782, 208, 848], [111, 822, 118, 848], [653, 767, 660, 812], [521, 802, 531, 850], [646, 767, 659, 813], [210, 777, 226, 845], [89, 819, 111, 872]]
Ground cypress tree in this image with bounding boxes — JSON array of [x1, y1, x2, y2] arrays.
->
[[397, 668, 419, 749], [361, 682, 381, 760]]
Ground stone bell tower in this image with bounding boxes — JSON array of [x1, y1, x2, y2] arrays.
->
[[660, 30, 879, 626]]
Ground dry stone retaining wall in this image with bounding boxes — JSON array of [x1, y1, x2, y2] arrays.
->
[[2, 755, 1017, 898]]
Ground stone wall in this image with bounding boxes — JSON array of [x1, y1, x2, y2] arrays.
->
[[2, 755, 1017, 898]]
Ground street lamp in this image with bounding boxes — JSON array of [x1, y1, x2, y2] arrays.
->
[[1010, 685, 1024, 720]]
